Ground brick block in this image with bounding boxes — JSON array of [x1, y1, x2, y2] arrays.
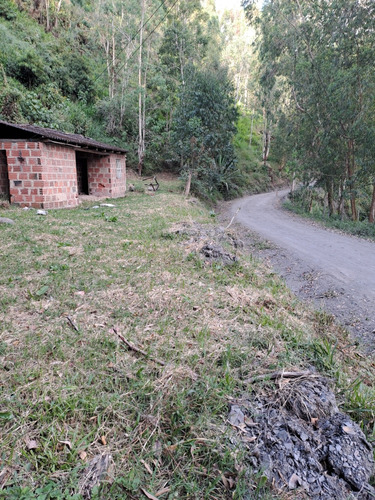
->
[[7, 150, 19, 158]]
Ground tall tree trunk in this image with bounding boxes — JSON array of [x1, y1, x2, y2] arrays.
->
[[178, 33, 185, 86], [45, 0, 50, 31], [369, 183, 375, 223], [111, 25, 116, 99], [249, 109, 254, 147], [262, 108, 271, 167], [244, 75, 249, 108], [326, 179, 334, 217], [138, 0, 146, 176], [346, 139, 357, 221], [103, 40, 113, 99], [184, 170, 192, 197], [291, 171, 296, 193], [54, 0, 63, 28], [338, 178, 345, 218]]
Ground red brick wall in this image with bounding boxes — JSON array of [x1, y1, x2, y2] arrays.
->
[[40, 143, 79, 208], [87, 154, 126, 198], [87, 155, 111, 197], [0, 150, 9, 199], [0, 140, 126, 208], [109, 154, 126, 198], [0, 141, 79, 208], [1, 141, 43, 207]]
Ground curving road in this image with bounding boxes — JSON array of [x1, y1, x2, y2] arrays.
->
[[225, 189, 375, 348]]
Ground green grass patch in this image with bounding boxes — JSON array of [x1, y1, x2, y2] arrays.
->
[[0, 182, 374, 498]]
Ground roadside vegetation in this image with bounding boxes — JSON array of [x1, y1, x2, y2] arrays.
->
[[284, 187, 375, 241], [244, 0, 375, 225], [1, 181, 374, 498]]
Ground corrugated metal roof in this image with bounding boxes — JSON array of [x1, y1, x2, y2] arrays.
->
[[0, 120, 127, 154]]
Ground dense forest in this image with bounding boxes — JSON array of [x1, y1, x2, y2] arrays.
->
[[1, 0, 375, 221], [0, 0, 268, 201], [244, 0, 375, 224]]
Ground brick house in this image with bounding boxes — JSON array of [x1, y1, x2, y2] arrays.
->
[[0, 120, 127, 209]]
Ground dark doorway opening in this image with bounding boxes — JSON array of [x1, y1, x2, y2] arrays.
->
[[0, 150, 10, 201], [76, 155, 89, 195]]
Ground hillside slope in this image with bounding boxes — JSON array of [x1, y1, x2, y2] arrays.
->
[[0, 180, 374, 498]]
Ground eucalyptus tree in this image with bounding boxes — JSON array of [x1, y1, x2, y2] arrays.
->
[[219, 8, 257, 109], [91, 0, 169, 171], [244, 0, 375, 221], [159, 0, 208, 87]]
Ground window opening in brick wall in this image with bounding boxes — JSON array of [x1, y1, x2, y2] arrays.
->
[[0, 150, 10, 201], [116, 159, 122, 179]]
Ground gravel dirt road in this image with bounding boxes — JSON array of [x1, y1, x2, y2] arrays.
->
[[220, 189, 375, 350]]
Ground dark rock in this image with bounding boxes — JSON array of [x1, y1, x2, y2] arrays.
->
[[228, 405, 245, 427], [229, 377, 374, 499], [200, 243, 236, 265], [319, 413, 374, 492], [281, 377, 338, 421], [78, 453, 113, 499], [0, 217, 15, 225]]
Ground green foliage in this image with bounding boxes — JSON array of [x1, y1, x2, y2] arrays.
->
[[0, 0, 262, 198], [248, 0, 375, 222], [0, 482, 82, 499], [284, 193, 375, 240], [172, 66, 239, 200], [0, 85, 24, 122], [0, 0, 18, 20], [8, 50, 47, 88], [57, 54, 96, 104], [233, 112, 273, 193], [0, 2, 102, 132]]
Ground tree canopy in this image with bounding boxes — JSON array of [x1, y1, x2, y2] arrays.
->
[[244, 0, 375, 221]]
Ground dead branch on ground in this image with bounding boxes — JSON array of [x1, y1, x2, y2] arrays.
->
[[112, 328, 165, 366], [247, 370, 315, 383], [66, 316, 79, 332]]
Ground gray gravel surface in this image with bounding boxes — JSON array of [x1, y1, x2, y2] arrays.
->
[[220, 190, 375, 351]]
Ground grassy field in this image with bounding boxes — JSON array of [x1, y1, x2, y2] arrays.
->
[[1, 178, 374, 499]]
